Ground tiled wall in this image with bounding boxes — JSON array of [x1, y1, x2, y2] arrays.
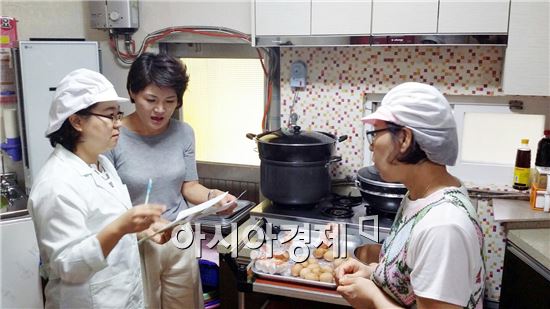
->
[[476, 198, 507, 302], [280, 46, 505, 179]]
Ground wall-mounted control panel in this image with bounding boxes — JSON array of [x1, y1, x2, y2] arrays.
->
[[90, 0, 139, 31], [290, 60, 307, 89]]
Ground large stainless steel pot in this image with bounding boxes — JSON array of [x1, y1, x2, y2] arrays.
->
[[247, 126, 347, 205], [356, 165, 407, 214]]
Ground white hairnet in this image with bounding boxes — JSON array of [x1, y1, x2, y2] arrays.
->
[[362, 82, 458, 166]]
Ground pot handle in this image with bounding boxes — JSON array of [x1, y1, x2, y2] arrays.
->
[[325, 156, 342, 167], [338, 135, 348, 143], [246, 133, 257, 141]]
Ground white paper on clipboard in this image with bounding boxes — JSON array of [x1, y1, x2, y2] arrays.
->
[[138, 191, 228, 244]]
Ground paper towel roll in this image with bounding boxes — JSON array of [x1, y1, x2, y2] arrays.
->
[[3, 108, 19, 139]]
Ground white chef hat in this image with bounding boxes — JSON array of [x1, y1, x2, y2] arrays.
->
[[45, 69, 129, 136], [362, 82, 458, 166]]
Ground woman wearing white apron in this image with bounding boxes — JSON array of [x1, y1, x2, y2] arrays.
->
[[28, 69, 167, 309]]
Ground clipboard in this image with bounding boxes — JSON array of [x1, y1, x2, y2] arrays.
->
[[138, 192, 227, 244], [138, 191, 245, 244]]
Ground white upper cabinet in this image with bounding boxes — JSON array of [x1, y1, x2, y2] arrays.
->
[[438, 0, 510, 33], [254, 0, 513, 37], [255, 0, 310, 35], [502, 0, 549, 96], [311, 0, 372, 35], [254, 0, 372, 36], [372, 0, 438, 34]]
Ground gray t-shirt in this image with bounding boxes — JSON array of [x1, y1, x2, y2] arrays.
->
[[104, 119, 198, 221]]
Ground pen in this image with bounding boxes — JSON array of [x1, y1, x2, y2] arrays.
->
[[144, 178, 152, 204]]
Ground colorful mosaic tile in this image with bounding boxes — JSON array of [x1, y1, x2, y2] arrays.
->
[[280, 46, 505, 179], [477, 199, 507, 301]]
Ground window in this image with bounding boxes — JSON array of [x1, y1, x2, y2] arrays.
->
[[364, 98, 547, 187], [450, 103, 546, 186], [171, 44, 266, 166]]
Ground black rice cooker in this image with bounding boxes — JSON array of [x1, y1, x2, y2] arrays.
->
[[355, 165, 407, 214], [247, 126, 347, 205]]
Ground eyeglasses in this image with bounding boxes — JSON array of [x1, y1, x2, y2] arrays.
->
[[366, 123, 404, 145], [84, 112, 124, 123], [366, 128, 390, 145]]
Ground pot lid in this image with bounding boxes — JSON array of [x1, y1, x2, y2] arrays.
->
[[258, 126, 335, 145], [357, 165, 406, 189]]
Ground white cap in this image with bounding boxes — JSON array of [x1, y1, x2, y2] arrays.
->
[[362, 82, 458, 166], [45, 69, 129, 136]]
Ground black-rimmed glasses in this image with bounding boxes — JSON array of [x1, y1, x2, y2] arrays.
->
[[365, 124, 403, 145], [365, 128, 391, 145], [84, 112, 124, 123]]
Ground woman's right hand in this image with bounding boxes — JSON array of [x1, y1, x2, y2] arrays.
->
[[115, 204, 166, 235], [334, 258, 374, 285], [138, 218, 173, 244]]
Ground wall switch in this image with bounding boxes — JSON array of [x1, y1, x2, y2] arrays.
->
[[290, 60, 307, 89]]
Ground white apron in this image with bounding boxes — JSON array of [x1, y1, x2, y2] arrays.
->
[[28, 145, 144, 309]]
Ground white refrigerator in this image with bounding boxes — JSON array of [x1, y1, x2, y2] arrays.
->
[[15, 41, 100, 191]]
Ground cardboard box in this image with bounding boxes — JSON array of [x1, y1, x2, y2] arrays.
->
[[1, 17, 18, 48]]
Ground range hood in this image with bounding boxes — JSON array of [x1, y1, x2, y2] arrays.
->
[[254, 34, 507, 47]]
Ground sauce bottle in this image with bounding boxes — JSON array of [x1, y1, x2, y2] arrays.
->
[[513, 139, 531, 190], [534, 130, 550, 188], [535, 130, 550, 168]]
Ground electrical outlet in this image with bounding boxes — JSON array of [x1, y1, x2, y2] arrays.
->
[[290, 61, 307, 89]]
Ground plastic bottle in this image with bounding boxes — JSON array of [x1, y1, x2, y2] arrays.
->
[[535, 130, 550, 167], [513, 139, 531, 190], [534, 130, 550, 188]]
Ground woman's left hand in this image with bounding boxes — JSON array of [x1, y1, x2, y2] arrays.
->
[[337, 276, 403, 309], [337, 276, 377, 308], [213, 190, 237, 216]]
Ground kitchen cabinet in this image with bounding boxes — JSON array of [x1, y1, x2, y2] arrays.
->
[[372, 0, 510, 34], [502, 1, 550, 96], [254, 0, 372, 36], [438, 0, 509, 33], [311, 0, 371, 35], [254, 0, 511, 38], [0, 214, 43, 308], [500, 230, 550, 309], [372, 0, 438, 34], [255, 0, 310, 35]]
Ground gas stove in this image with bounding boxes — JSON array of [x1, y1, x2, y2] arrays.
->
[[249, 195, 394, 243]]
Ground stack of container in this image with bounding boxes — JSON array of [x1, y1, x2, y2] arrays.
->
[[199, 259, 220, 308]]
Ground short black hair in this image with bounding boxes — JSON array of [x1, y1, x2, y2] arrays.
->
[[386, 122, 428, 164], [47, 106, 94, 152], [127, 53, 190, 109]]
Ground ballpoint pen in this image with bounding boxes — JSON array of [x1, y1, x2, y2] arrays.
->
[[144, 178, 152, 204]]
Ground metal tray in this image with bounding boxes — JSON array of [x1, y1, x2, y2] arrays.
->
[[251, 232, 368, 289], [252, 263, 337, 289]]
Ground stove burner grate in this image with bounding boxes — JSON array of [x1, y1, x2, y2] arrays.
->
[[321, 206, 354, 219], [332, 195, 363, 207]]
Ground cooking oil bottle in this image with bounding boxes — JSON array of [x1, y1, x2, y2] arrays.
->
[[513, 139, 531, 190]]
